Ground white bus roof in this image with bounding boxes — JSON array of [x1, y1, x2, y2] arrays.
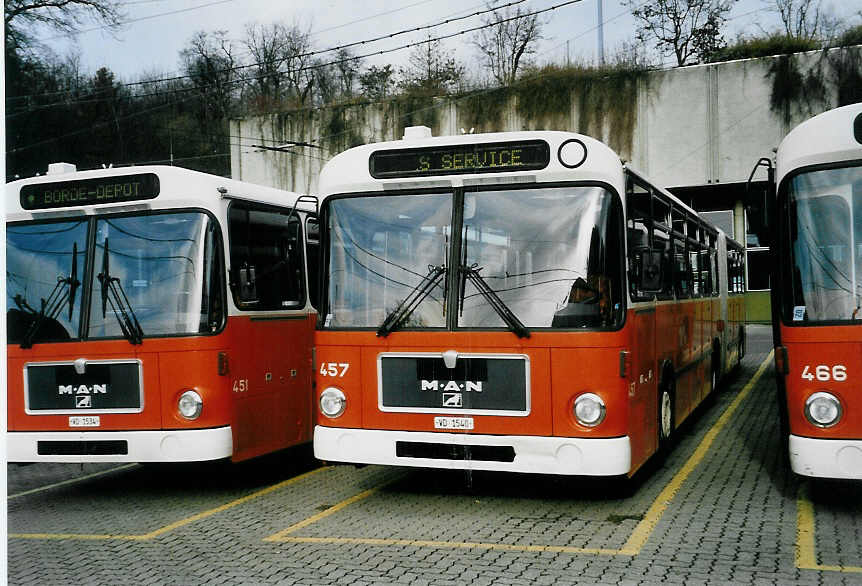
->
[[317, 129, 625, 198], [776, 103, 862, 185], [5, 165, 312, 220]]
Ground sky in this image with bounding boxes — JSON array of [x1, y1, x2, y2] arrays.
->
[[31, 0, 860, 84]]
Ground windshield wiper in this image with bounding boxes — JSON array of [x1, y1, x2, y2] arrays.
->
[[20, 243, 81, 349], [377, 264, 446, 337], [97, 238, 144, 345], [459, 263, 530, 339]]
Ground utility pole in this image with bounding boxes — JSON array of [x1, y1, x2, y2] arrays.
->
[[597, 0, 605, 66]]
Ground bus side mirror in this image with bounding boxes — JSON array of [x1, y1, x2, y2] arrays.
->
[[238, 265, 259, 304], [746, 157, 774, 229], [640, 249, 664, 292]]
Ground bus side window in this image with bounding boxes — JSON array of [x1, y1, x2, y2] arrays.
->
[[229, 204, 306, 310], [200, 220, 226, 332], [305, 216, 320, 310], [626, 175, 654, 301], [654, 229, 674, 300], [674, 238, 690, 298]]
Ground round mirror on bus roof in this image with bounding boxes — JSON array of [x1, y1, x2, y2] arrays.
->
[[558, 139, 588, 169]]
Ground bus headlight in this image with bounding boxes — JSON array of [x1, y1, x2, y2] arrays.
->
[[805, 392, 842, 427], [574, 393, 606, 427], [178, 390, 203, 420], [320, 387, 346, 418]]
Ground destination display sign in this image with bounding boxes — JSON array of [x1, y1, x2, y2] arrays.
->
[[20, 173, 160, 210], [369, 140, 550, 179]]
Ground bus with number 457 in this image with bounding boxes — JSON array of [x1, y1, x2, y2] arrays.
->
[[7, 163, 319, 463], [312, 127, 745, 477]]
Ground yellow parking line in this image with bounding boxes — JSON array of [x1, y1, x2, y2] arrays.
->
[[8, 464, 138, 500], [10, 466, 327, 541], [280, 536, 622, 555], [264, 481, 395, 542], [620, 351, 774, 555], [796, 482, 862, 573], [266, 353, 775, 555]]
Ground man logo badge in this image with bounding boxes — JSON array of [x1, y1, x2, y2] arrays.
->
[[75, 395, 92, 408], [442, 393, 462, 407]]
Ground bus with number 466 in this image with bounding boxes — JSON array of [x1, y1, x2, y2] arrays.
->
[[757, 103, 862, 479], [312, 127, 745, 477], [7, 163, 319, 463]]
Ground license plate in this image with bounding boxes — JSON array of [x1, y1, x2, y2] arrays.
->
[[69, 416, 100, 428], [434, 416, 474, 430]]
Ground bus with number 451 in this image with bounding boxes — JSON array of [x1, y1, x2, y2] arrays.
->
[[7, 163, 319, 463], [312, 127, 745, 477]]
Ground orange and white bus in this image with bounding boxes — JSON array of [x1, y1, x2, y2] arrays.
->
[[6, 163, 319, 463], [766, 103, 862, 479], [312, 127, 745, 476]]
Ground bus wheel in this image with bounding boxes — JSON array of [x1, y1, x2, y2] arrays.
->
[[658, 381, 675, 451], [710, 343, 720, 395], [711, 359, 719, 395]]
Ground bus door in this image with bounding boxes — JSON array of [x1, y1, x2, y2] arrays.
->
[[631, 305, 657, 465], [227, 204, 313, 460], [623, 249, 660, 469]]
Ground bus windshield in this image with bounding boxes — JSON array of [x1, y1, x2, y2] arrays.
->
[[782, 165, 862, 324], [324, 185, 622, 330], [7, 220, 88, 344], [7, 211, 223, 344]]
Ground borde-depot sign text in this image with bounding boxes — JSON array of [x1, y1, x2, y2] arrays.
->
[[20, 173, 160, 210]]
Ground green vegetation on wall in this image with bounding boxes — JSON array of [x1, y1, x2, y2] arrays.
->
[[459, 64, 647, 156], [460, 86, 512, 132], [766, 46, 862, 126], [322, 104, 365, 153], [707, 34, 819, 63], [386, 92, 440, 135]]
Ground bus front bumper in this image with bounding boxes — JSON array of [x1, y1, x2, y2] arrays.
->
[[7, 426, 233, 463], [314, 426, 631, 476], [789, 435, 862, 479]]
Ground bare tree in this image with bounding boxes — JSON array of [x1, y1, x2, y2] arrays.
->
[[399, 36, 465, 94], [472, 1, 543, 85], [764, 0, 824, 41], [180, 30, 238, 124], [359, 64, 396, 100], [316, 48, 362, 104], [5, 0, 124, 54], [243, 21, 315, 108], [623, 0, 735, 66]]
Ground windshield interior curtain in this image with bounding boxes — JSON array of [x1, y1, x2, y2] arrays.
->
[[784, 165, 862, 324]]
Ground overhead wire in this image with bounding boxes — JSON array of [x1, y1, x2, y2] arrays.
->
[[8, 0, 584, 157], [8, 0, 527, 104]]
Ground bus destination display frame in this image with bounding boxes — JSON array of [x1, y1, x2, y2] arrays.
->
[[20, 173, 160, 210], [369, 140, 550, 179]]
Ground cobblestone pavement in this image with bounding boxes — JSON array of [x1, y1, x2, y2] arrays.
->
[[7, 325, 862, 585]]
